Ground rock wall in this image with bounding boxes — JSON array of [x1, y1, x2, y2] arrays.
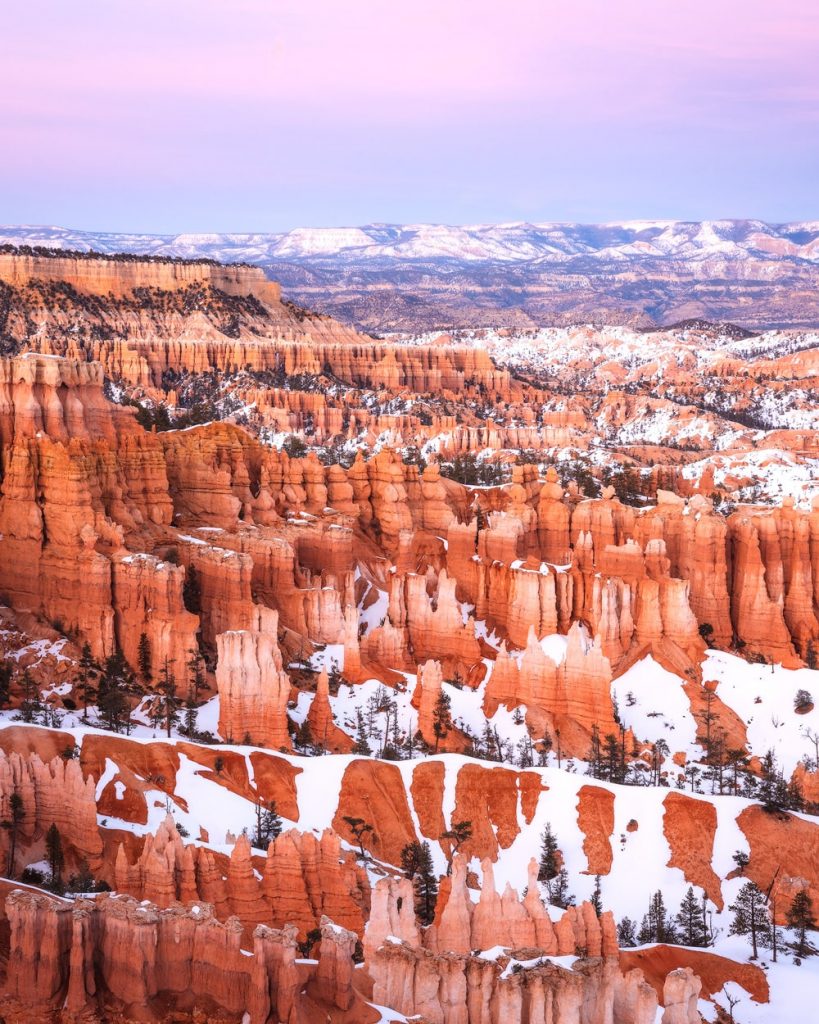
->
[[0, 888, 368, 1024]]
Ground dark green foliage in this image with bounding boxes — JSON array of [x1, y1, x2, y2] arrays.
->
[[590, 875, 603, 917], [2, 791, 24, 877], [729, 881, 769, 959], [182, 565, 202, 614], [617, 916, 637, 947], [439, 452, 508, 487], [786, 890, 817, 962], [0, 656, 11, 707], [432, 689, 452, 753], [401, 840, 438, 926], [252, 800, 283, 849], [638, 891, 677, 945], [675, 887, 709, 947], [548, 868, 575, 909], [45, 823, 64, 891], [137, 632, 152, 682], [342, 815, 374, 859], [538, 823, 560, 883], [97, 650, 133, 733]]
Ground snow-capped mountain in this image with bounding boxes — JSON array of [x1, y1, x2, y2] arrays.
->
[[3, 220, 819, 331], [3, 219, 819, 264]]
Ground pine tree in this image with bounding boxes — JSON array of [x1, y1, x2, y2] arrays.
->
[[732, 850, 750, 876], [400, 839, 439, 926], [45, 822, 64, 890], [676, 887, 708, 947], [638, 891, 677, 944], [342, 815, 374, 859], [401, 841, 423, 879], [98, 651, 132, 733], [548, 868, 575, 909], [252, 799, 283, 849], [586, 724, 602, 778], [137, 632, 152, 683], [19, 670, 41, 723], [187, 648, 206, 702], [351, 709, 372, 755], [76, 642, 98, 720], [2, 792, 24, 877], [590, 875, 603, 917], [729, 881, 769, 959], [183, 685, 198, 738], [414, 840, 438, 926], [538, 823, 560, 883], [617, 916, 637, 947], [159, 660, 180, 738], [786, 890, 816, 962], [432, 689, 452, 753], [0, 655, 12, 708], [182, 564, 202, 614], [441, 820, 472, 873]]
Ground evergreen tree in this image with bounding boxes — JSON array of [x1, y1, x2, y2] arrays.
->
[[786, 890, 816, 962], [602, 731, 626, 783], [0, 656, 12, 708], [137, 632, 152, 683], [342, 815, 374, 859], [732, 850, 750, 876], [538, 823, 560, 883], [729, 881, 769, 959], [586, 724, 602, 778], [76, 642, 98, 720], [183, 685, 198, 737], [432, 689, 452, 753], [414, 840, 438, 926], [617, 916, 637, 947], [351, 708, 372, 755], [68, 857, 96, 894], [401, 841, 423, 880], [45, 822, 64, 890], [2, 792, 24, 877], [19, 670, 41, 723], [675, 887, 709, 947], [401, 839, 438, 925], [548, 868, 575, 909], [441, 819, 472, 873], [590, 875, 603, 917], [252, 799, 283, 849], [159, 660, 180, 738], [638, 891, 677, 945], [98, 651, 132, 733], [187, 648, 206, 702], [182, 564, 202, 614]]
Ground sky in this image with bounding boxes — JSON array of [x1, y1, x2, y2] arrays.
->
[[1, 0, 817, 232]]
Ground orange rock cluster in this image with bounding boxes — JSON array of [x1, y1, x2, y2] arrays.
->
[[114, 815, 369, 939], [0, 748, 102, 876], [1, 887, 364, 1024]]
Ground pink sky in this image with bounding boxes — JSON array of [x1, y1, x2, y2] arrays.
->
[[1, 0, 817, 230]]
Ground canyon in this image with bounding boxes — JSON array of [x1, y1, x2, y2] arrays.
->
[[0, 250, 817, 1023]]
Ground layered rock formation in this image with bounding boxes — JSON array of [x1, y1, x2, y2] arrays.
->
[[1, 887, 363, 1024], [113, 814, 369, 938], [0, 746, 102, 876], [216, 605, 292, 748]]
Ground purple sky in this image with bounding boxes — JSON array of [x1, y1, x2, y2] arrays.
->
[[2, 0, 817, 232]]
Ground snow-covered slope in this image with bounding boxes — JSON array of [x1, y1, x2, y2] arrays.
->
[[3, 219, 819, 265]]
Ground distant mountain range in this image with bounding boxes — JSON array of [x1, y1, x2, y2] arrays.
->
[[3, 220, 819, 332]]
